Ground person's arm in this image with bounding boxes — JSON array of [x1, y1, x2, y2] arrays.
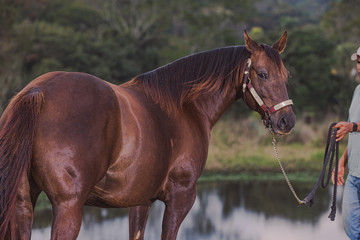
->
[[334, 121, 360, 141], [332, 146, 348, 185], [331, 121, 357, 185]]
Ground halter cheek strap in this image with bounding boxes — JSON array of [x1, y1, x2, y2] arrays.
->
[[242, 58, 293, 120]]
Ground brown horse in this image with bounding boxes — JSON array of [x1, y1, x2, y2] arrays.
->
[[0, 30, 295, 239]]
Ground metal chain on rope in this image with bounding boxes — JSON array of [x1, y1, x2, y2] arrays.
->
[[269, 123, 340, 221], [270, 130, 305, 205]]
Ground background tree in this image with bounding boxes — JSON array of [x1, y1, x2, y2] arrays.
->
[[0, 0, 357, 120], [284, 27, 356, 117]]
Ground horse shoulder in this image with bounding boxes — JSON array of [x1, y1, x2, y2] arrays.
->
[[158, 108, 211, 201]]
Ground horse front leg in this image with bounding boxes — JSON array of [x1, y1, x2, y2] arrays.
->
[[161, 185, 197, 240], [129, 202, 152, 240]]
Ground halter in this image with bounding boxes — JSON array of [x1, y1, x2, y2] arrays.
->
[[242, 58, 293, 128]]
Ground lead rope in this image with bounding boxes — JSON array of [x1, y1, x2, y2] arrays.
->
[[301, 122, 339, 221], [270, 130, 305, 205], [270, 123, 340, 220]]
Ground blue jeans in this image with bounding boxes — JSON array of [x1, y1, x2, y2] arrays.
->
[[343, 174, 360, 240]]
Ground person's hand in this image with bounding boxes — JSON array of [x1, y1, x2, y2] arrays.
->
[[334, 122, 352, 141], [331, 164, 346, 185]]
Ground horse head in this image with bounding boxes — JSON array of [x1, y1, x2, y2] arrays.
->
[[242, 30, 295, 135]]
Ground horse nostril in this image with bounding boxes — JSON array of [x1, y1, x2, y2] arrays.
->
[[278, 116, 287, 131]]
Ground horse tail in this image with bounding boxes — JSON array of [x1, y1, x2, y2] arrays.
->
[[0, 87, 45, 239]]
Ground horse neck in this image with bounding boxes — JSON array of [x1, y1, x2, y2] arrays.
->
[[192, 87, 238, 128]]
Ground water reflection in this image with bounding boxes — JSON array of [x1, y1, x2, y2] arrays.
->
[[32, 181, 347, 240]]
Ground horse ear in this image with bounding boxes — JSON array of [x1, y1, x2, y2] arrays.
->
[[272, 31, 287, 54], [244, 29, 260, 53]]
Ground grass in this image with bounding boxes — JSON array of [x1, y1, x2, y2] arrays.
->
[[205, 114, 347, 174]]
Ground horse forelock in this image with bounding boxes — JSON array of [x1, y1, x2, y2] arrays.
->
[[261, 44, 288, 81], [132, 46, 251, 113]]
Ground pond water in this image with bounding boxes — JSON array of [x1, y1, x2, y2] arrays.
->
[[32, 180, 348, 240]]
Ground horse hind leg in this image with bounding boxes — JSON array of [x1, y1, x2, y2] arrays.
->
[[43, 164, 97, 239], [129, 202, 152, 240], [45, 173, 89, 239], [15, 170, 83, 240], [50, 200, 84, 240], [14, 172, 41, 239]]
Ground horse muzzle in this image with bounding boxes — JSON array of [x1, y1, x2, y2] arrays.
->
[[268, 109, 296, 136]]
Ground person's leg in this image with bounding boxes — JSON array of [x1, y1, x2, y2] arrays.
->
[[342, 174, 360, 239]]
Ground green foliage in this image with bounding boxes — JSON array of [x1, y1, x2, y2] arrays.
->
[[42, 0, 103, 30], [283, 27, 356, 116], [321, 0, 360, 43], [206, 117, 348, 173], [0, 0, 358, 120]]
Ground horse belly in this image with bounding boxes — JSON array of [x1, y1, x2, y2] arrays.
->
[[87, 151, 170, 208], [87, 123, 171, 207]]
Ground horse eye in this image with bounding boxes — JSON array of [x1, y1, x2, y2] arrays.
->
[[257, 72, 268, 80]]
